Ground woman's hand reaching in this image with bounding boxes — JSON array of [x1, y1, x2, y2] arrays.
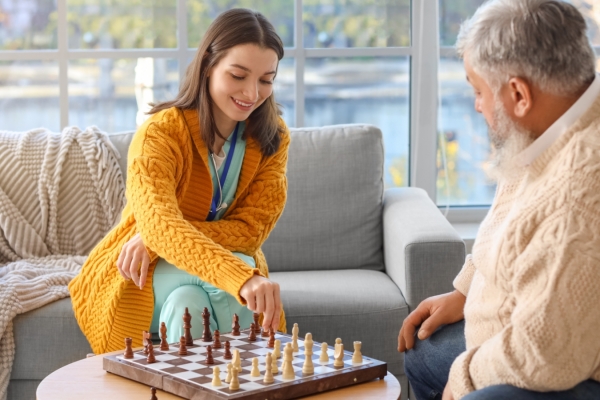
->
[[116, 233, 151, 289]]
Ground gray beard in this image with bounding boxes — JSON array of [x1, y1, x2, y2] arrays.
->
[[486, 101, 535, 182]]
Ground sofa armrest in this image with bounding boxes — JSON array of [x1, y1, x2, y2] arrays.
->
[[383, 188, 465, 312]]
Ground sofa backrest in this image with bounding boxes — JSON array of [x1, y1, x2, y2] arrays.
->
[[107, 124, 385, 272]]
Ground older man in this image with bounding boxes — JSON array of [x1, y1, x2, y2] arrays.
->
[[398, 1, 600, 399]]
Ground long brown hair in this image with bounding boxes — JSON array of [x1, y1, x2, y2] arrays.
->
[[149, 8, 285, 156]]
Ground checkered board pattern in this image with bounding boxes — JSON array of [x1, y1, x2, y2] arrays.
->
[[104, 329, 387, 400]]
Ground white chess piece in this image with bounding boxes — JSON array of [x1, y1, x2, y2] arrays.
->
[[229, 366, 240, 390], [333, 338, 344, 367], [232, 349, 241, 370], [264, 353, 275, 383], [352, 341, 363, 364], [251, 357, 260, 377], [282, 343, 295, 379], [273, 339, 281, 359], [292, 323, 299, 352], [320, 342, 329, 362], [225, 362, 232, 383], [211, 366, 222, 386], [271, 350, 279, 374], [302, 332, 314, 374]]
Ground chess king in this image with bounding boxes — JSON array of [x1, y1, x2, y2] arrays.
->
[[69, 8, 289, 353], [398, 1, 600, 399]]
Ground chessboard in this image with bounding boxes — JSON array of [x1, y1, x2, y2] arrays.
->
[[103, 328, 387, 400]]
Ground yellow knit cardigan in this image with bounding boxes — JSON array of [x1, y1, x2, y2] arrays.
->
[[69, 107, 289, 354]]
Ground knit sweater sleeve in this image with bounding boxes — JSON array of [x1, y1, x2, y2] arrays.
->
[[453, 254, 475, 296], [187, 131, 290, 255], [127, 113, 263, 304], [449, 201, 600, 398]]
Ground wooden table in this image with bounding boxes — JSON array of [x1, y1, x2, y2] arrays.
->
[[37, 351, 401, 400]]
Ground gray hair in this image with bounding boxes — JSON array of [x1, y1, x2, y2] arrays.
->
[[457, 0, 596, 96]]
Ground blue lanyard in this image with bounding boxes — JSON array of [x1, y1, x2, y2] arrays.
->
[[207, 122, 239, 221]]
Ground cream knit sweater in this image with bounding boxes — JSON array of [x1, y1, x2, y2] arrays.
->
[[449, 95, 600, 398]]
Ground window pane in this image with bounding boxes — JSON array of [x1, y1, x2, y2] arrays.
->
[[439, 0, 486, 47], [437, 57, 495, 206], [187, 1, 294, 49], [0, 61, 59, 131], [274, 57, 295, 127], [67, 1, 177, 49], [305, 57, 409, 188], [303, 0, 410, 48], [0, 0, 57, 50], [69, 59, 179, 132]]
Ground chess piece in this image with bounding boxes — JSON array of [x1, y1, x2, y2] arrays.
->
[[302, 333, 314, 374], [229, 366, 240, 391], [211, 366, 222, 386], [150, 387, 158, 400], [253, 313, 261, 333], [223, 341, 232, 359], [264, 353, 274, 383], [183, 307, 193, 346], [205, 345, 214, 364], [267, 330, 275, 348], [320, 342, 329, 362], [202, 307, 212, 342], [248, 323, 257, 341], [225, 363, 232, 383], [213, 330, 222, 349], [271, 350, 279, 374], [262, 327, 270, 337], [231, 313, 240, 335], [352, 341, 363, 364], [282, 343, 295, 379], [124, 337, 134, 359], [273, 339, 281, 359], [160, 322, 169, 351], [147, 341, 156, 363], [232, 349, 241, 370], [143, 330, 150, 355], [251, 357, 260, 377], [292, 323, 299, 352], [179, 336, 188, 356], [333, 338, 344, 367]]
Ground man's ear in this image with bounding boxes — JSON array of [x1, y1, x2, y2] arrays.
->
[[507, 77, 533, 118]]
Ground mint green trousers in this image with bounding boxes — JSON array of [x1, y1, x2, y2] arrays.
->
[[150, 253, 255, 343]]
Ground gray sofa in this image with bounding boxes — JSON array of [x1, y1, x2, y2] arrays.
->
[[8, 124, 465, 400]]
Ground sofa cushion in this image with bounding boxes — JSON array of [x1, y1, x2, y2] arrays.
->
[[264, 124, 385, 272], [270, 269, 407, 375], [107, 131, 135, 180], [10, 297, 91, 381]]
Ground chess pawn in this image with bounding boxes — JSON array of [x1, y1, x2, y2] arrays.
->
[[124, 337, 134, 359], [302, 332, 314, 374], [253, 313, 261, 333], [282, 343, 295, 380], [211, 366, 222, 386], [273, 339, 281, 359], [251, 357, 260, 377], [225, 363, 233, 383], [179, 336, 188, 356], [231, 313, 240, 336], [352, 341, 363, 364], [271, 351, 279, 374], [160, 322, 169, 351], [143, 330, 150, 354], [229, 366, 240, 391], [292, 323, 299, 352], [248, 323, 257, 341], [205, 345, 214, 364], [264, 353, 275, 383], [262, 327, 270, 337], [267, 330, 275, 347], [333, 340, 344, 368], [232, 349, 241, 370], [224, 341, 232, 359], [213, 330, 222, 349], [150, 387, 158, 400], [147, 342, 156, 363], [319, 342, 329, 362]]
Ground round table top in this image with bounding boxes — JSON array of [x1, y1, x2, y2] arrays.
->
[[37, 350, 401, 400]]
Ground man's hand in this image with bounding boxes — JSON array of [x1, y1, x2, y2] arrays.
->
[[442, 382, 455, 400], [240, 275, 281, 333], [398, 290, 466, 352], [116, 233, 151, 289]]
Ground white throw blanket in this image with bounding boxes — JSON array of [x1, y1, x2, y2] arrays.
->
[[0, 127, 125, 399]]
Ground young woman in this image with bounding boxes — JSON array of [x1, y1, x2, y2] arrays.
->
[[69, 8, 289, 353]]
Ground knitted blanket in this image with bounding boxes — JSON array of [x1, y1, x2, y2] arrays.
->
[[0, 127, 125, 399]]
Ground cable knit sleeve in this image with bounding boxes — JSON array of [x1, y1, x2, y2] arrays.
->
[[127, 112, 264, 304], [449, 201, 600, 398], [453, 254, 476, 297], [187, 131, 290, 255]]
